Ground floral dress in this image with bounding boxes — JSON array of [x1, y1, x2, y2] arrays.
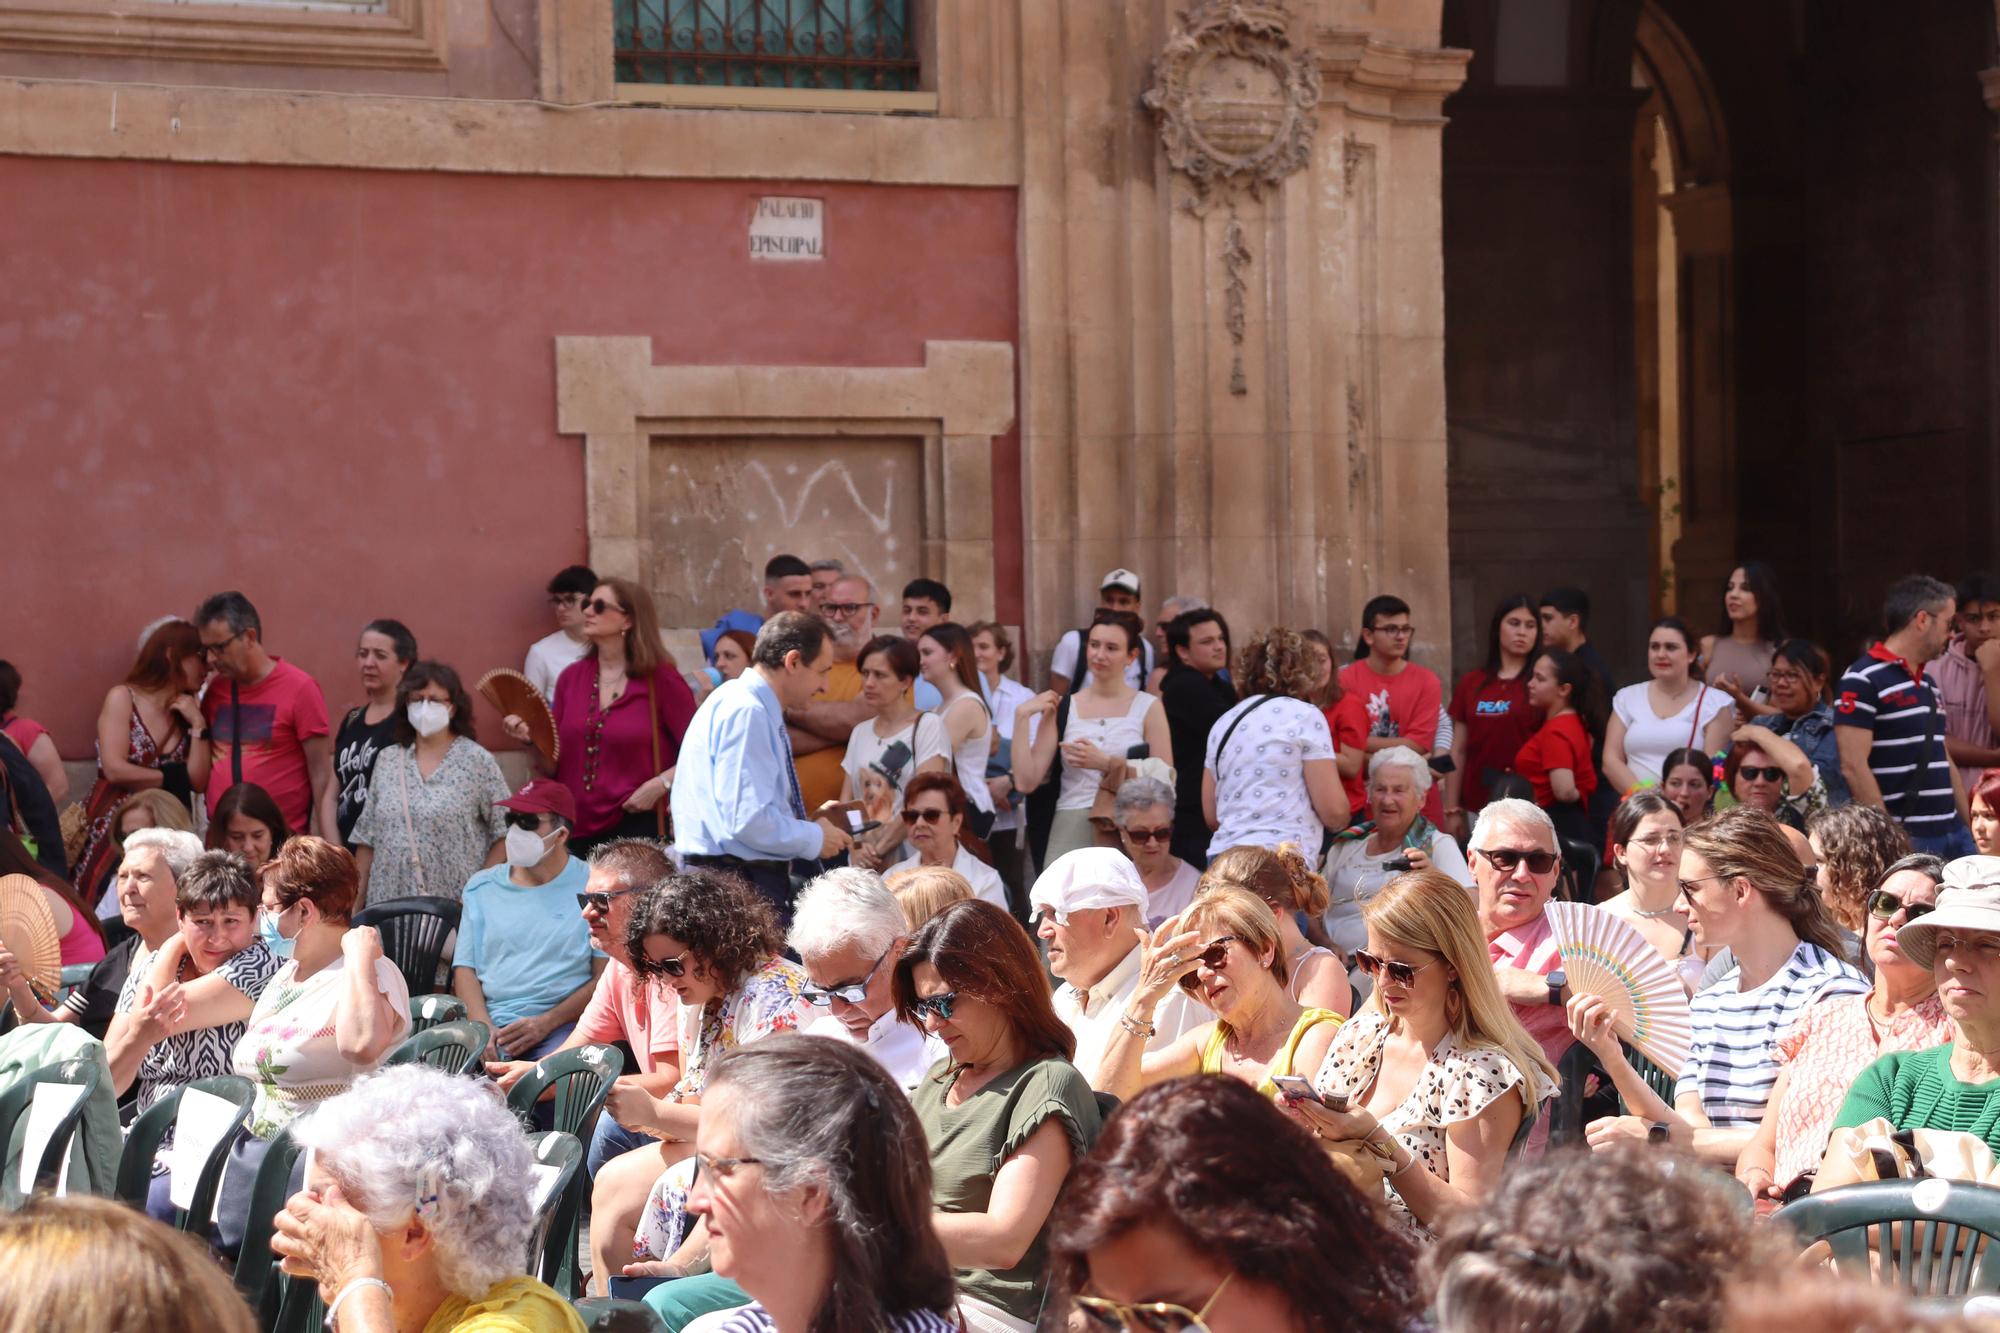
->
[[230, 944, 412, 1139], [348, 738, 510, 903], [73, 691, 190, 903], [632, 955, 808, 1261], [1313, 1006, 1544, 1243]]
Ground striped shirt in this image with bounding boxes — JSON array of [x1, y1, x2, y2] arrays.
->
[[1676, 941, 1867, 1127], [709, 1303, 961, 1333], [1835, 645, 1959, 833]]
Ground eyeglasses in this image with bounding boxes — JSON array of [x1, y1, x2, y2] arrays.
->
[[1737, 765, 1784, 783], [1476, 847, 1559, 876], [643, 948, 693, 979], [1122, 825, 1173, 845], [1932, 932, 2000, 959], [584, 597, 627, 616], [802, 945, 893, 1009], [576, 885, 644, 914], [1176, 936, 1242, 991], [1353, 950, 1440, 988], [1078, 1274, 1234, 1333], [821, 601, 873, 618], [1628, 833, 1683, 853], [1867, 888, 1936, 924], [907, 807, 950, 825], [201, 630, 246, 658], [692, 1152, 763, 1183], [910, 991, 960, 1024], [1765, 669, 1806, 686], [1368, 623, 1416, 637]]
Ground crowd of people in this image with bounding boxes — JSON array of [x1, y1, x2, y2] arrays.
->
[[5, 557, 2000, 1330]]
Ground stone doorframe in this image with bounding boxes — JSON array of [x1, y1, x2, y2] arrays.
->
[[554, 336, 1016, 620]]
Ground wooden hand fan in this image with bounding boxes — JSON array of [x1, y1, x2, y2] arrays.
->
[[0, 873, 61, 1000], [1545, 900, 1693, 1081], [476, 668, 559, 769]]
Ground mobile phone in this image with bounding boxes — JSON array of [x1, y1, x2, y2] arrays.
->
[[1125, 743, 1151, 760], [1269, 1074, 1321, 1104], [1381, 856, 1414, 874]]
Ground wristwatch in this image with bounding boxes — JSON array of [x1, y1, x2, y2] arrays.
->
[[1647, 1122, 1672, 1146], [1546, 969, 1567, 1007]]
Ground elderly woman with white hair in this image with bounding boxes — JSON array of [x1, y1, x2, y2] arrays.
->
[[271, 1064, 585, 1332], [1321, 747, 1474, 982], [1110, 776, 1201, 927]]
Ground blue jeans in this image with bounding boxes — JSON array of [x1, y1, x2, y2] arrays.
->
[[587, 1113, 659, 1179], [1909, 822, 1978, 860]]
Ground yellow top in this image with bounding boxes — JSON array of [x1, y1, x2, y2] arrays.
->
[[421, 1276, 587, 1333], [1199, 1007, 1345, 1097]]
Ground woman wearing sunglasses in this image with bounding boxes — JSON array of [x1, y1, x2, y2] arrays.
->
[[1287, 871, 1554, 1244], [1732, 853, 1949, 1208], [1097, 886, 1344, 1105], [1576, 807, 1865, 1165], [591, 869, 808, 1296], [504, 577, 698, 856], [1201, 843, 1351, 1016], [885, 772, 1009, 911], [1047, 1076, 1421, 1333], [893, 898, 1102, 1333], [1721, 724, 1825, 832]]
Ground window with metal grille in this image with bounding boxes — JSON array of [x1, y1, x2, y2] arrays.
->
[[614, 0, 920, 91]]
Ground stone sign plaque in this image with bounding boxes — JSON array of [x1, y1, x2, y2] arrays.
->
[[749, 196, 824, 262]]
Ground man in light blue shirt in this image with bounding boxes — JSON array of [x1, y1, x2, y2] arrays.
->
[[672, 611, 852, 917]]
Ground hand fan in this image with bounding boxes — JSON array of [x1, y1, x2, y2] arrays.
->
[[1544, 900, 1693, 1080], [475, 668, 560, 768], [0, 873, 62, 1000]]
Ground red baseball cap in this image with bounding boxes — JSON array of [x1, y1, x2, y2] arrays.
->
[[497, 777, 576, 824]]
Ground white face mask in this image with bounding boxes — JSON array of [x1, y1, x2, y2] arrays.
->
[[505, 824, 555, 868], [407, 699, 451, 737]]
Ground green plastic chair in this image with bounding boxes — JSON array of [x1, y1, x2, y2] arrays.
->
[[113, 1075, 253, 1240], [351, 897, 460, 996], [55, 963, 94, 1006], [383, 1020, 491, 1075], [505, 1044, 624, 1138], [410, 993, 468, 1032], [573, 1299, 669, 1331], [1614, 1043, 1678, 1114], [0, 1057, 103, 1205], [526, 1131, 586, 1296], [232, 1126, 306, 1325], [1773, 1178, 2000, 1298]]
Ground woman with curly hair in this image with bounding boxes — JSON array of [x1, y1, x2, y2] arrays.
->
[[587, 868, 808, 1293], [1203, 843, 1351, 1015], [1048, 1076, 1420, 1333], [1202, 626, 1349, 858], [1809, 802, 1910, 939]]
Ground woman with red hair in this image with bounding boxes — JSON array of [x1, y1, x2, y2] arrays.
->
[[886, 772, 1007, 910], [1971, 768, 2000, 856]]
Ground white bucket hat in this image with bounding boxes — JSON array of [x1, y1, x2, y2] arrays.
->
[[1895, 855, 2000, 970]]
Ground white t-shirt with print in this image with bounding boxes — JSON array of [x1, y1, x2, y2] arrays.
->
[[1203, 695, 1335, 857]]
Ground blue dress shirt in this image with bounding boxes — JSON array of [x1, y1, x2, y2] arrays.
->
[[671, 670, 820, 861]]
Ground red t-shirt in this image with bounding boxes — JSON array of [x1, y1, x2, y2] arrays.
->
[[1448, 670, 1538, 809], [1338, 659, 1444, 820], [1324, 695, 1371, 820], [201, 658, 330, 833], [1514, 712, 1598, 811]]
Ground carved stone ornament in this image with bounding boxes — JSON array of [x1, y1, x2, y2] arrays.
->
[[1144, 0, 1322, 211]]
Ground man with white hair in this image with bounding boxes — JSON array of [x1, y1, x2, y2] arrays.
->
[[1031, 847, 1205, 1087], [0, 827, 204, 1041], [788, 867, 942, 1090], [1470, 797, 1574, 1070]]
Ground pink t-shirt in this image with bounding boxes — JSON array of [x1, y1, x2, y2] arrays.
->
[[574, 959, 682, 1075], [2, 714, 48, 753], [201, 658, 330, 833], [1488, 910, 1572, 1069]]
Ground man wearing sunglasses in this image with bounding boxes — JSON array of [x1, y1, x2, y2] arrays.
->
[[791, 868, 942, 1090], [1471, 799, 1576, 1079], [1031, 847, 1205, 1086], [484, 839, 684, 1178]]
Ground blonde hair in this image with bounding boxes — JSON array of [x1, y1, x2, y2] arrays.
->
[[1183, 885, 1290, 1005], [886, 865, 974, 930], [1363, 871, 1557, 1115], [0, 1195, 256, 1333], [113, 788, 195, 839], [1202, 843, 1331, 917]]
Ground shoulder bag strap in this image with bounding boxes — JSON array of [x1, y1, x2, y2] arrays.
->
[[229, 681, 244, 786], [1685, 683, 1708, 751], [1214, 694, 1279, 771], [396, 748, 426, 896], [648, 670, 666, 838]]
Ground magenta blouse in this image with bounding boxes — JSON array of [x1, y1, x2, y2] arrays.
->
[[550, 658, 699, 837]]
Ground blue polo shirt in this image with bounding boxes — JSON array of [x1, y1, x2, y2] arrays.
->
[[455, 856, 599, 1028]]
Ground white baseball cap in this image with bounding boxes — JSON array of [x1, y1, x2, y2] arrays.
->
[[1100, 568, 1142, 596], [1029, 848, 1148, 917]]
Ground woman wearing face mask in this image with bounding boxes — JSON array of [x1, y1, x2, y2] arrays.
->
[[451, 779, 601, 1063], [331, 619, 417, 848], [1603, 618, 1734, 797], [349, 661, 509, 906], [204, 781, 291, 870], [218, 837, 411, 1257]]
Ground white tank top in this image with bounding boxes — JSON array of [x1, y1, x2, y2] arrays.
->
[[943, 693, 996, 814], [1057, 690, 1155, 811]]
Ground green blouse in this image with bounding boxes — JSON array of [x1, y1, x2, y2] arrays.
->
[[1835, 1045, 2000, 1151]]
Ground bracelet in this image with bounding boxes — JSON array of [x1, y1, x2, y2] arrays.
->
[[325, 1276, 393, 1329], [1117, 1012, 1156, 1038]]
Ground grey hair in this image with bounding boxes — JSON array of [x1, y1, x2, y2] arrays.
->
[[1368, 746, 1435, 796], [588, 838, 672, 893], [121, 828, 204, 883], [1112, 777, 1177, 826], [789, 867, 905, 961], [1158, 594, 1209, 622], [753, 611, 832, 670], [808, 559, 846, 575], [293, 1066, 535, 1300], [193, 591, 260, 637], [1880, 852, 1946, 889], [1469, 798, 1557, 852], [832, 572, 876, 602]]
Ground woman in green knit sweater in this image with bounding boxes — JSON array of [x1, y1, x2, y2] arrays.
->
[[1835, 857, 2000, 1148]]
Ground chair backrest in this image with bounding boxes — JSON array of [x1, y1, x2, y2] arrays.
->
[[410, 994, 469, 1032], [506, 1044, 624, 1139], [384, 1020, 491, 1075], [526, 1131, 585, 1291], [1773, 1178, 2000, 1297], [351, 897, 462, 996], [1620, 1044, 1678, 1109], [1546, 1041, 1598, 1149], [114, 1076, 254, 1238], [0, 1057, 102, 1204], [233, 1126, 306, 1318], [55, 963, 94, 1005]]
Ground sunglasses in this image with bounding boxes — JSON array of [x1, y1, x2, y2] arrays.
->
[[1123, 825, 1173, 845], [1867, 888, 1935, 924], [505, 811, 549, 831], [1078, 1275, 1233, 1333], [1176, 936, 1241, 991], [910, 991, 960, 1024], [907, 807, 951, 825], [644, 948, 693, 979], [576, 885, 644, 914], [584, 597, 627, 616], [1476, 847, 1560, 876], [1737, 765, 1784, 783], [801, 945, 892, 1009], [1353, 950, 1439, 988]]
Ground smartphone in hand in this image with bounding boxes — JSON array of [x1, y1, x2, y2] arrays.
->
[[1269, 1074, 1322, 1104]]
